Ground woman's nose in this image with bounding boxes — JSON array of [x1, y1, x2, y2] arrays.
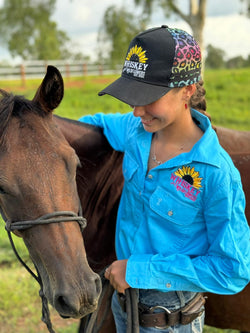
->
[[133, 106, 145, 117]]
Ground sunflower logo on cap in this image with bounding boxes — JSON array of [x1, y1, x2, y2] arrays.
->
[[126, 45, 148, 63]]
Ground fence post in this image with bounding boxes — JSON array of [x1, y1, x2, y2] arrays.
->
[[20, 64, 26, 88], [65, 63, 70, 80], [99, 64, 103, 76], [83, 63, 88, 76]]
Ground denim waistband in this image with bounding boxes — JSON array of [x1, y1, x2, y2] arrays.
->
[[138, 289, 198, 311]]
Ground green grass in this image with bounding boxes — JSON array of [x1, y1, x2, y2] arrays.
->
[[57, 77, 130, 119], [0, 67, 249, 332], [59, 68, 250, 131], [204, 68, 250, 130], [0, 225, 79, 333], [1, 67, 249, 130]]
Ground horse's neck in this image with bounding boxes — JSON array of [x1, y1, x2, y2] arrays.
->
[[215, 125, 250, 154], [54, 115, 124, 271], [54, 115, 112, 155]]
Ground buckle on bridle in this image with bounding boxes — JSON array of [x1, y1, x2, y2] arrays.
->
[[149, 305, 171, 329]]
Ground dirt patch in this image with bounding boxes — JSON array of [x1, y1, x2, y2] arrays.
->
[[64, 80, 85, 89], [91, 77, 115, 85]]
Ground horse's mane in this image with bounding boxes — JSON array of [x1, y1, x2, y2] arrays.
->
[[0, 89, 46, 145]]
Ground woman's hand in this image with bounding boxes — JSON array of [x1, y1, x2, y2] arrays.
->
[[104, 259, 130, 294]]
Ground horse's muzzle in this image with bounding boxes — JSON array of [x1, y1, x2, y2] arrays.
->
[[54, 272, 102, 318]]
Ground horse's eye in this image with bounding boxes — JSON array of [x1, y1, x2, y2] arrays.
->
[[0, 186, 7, 194]]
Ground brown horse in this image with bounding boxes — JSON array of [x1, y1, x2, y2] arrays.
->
[[204, 128, 250, 330], [55, 83, 250, 331], [0, 66, 101, 324]]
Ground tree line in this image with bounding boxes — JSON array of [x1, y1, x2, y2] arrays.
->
[[205, 44, 250, 69], [0, 0, 249, 69]]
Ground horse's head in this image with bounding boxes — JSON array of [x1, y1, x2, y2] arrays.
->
[[0, 66, 101, 318]]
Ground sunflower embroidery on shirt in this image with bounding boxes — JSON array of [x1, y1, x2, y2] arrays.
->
[[174, 166, 202, 189], [170, 166, 202, 202]]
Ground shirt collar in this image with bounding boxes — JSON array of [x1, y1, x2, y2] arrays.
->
[[137, 109, 222, 169], [183, 109, 221, 168]]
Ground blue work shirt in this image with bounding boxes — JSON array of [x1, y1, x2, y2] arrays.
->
[[79, 109, 250, 294]]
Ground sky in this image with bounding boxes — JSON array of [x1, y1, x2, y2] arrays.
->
[[0, 0, 249, 62]]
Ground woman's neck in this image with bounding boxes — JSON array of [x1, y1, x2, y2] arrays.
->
[[148, 117, 203, 171]]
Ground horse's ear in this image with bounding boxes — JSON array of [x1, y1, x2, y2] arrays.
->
[[33, 66, 64, 112]]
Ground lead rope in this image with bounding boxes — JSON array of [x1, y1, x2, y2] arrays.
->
[[5, 210, 86, 333], [83, 268, 114, 333], [125, 288, 139, 333], [39, 288, 56, 333], [5, 210, 140, 333], [7, 230, 56, 333], [83, 270, 139, 333]]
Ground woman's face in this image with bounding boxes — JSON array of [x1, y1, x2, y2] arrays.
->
[[132, 87, 185, 133]]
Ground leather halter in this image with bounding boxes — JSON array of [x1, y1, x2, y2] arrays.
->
[[3, 209, 87, 333]]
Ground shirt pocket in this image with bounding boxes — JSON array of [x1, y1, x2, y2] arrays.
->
[[122, 152, 139, 182], [149, 186, 199, 226]]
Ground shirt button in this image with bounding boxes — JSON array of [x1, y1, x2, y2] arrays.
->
[[148, 174, 153, 179], [166, 283, 171, 288], [168, 210, 173, 216]]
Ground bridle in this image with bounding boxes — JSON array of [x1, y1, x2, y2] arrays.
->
[[4, 209, 87, 333], [4, 209, 141, 333], [4, 210, 140, 333]]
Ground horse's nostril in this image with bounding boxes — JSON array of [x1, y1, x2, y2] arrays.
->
[[54, 293, 82, 318], [56, 295, 74, 314], [95, 274, 102, 297], [57, 296, 67, 311]]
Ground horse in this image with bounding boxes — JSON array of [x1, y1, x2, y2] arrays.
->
[[54, 76, 250, 332], [203, 128, 250, 330], [0, 66, 102, 328], [2, 66, 250, 332]]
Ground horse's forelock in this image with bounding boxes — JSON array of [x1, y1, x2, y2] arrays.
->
[[0, 90, 15, 145], [0, 89, 46, 145]]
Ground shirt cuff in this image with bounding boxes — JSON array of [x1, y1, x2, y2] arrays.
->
[[126, 254, 174, 290]]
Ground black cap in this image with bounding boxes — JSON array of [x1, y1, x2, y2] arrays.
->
[[98, 26, 202, 106]]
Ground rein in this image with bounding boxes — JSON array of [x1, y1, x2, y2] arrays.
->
[[4, 210, 87, 333]]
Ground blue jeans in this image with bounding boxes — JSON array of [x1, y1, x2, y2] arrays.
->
[[111, 290, 205, 333]]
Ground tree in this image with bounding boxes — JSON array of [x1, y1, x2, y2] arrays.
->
[[245, 54, 250, 66], [98, 5, 147, 66], [226, 55, 249, 68], [241, 0, 250, 16], [134, 0, 250, 59], [134, 0, 207, 54], [0, 0, 71, 60], [205, 44, 225, 69]]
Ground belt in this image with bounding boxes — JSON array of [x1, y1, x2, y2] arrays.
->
[[117, 292, 206, 329]]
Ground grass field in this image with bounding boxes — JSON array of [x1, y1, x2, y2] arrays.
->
[[0, 67, 249, 333], [0, 67, 249, 130]]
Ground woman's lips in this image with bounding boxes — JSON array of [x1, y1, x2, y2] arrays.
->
[[141, 118, 155, 126]]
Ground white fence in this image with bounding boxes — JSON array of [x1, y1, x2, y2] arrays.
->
[[0, 60, 122, 81]]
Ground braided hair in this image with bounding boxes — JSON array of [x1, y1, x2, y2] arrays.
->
[[190, 80, 211, 121]]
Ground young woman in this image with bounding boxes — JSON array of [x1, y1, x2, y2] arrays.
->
[[79, 26, 250, 333]]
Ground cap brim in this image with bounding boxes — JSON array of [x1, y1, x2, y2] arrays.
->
[[98, 76, 172, 106]]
